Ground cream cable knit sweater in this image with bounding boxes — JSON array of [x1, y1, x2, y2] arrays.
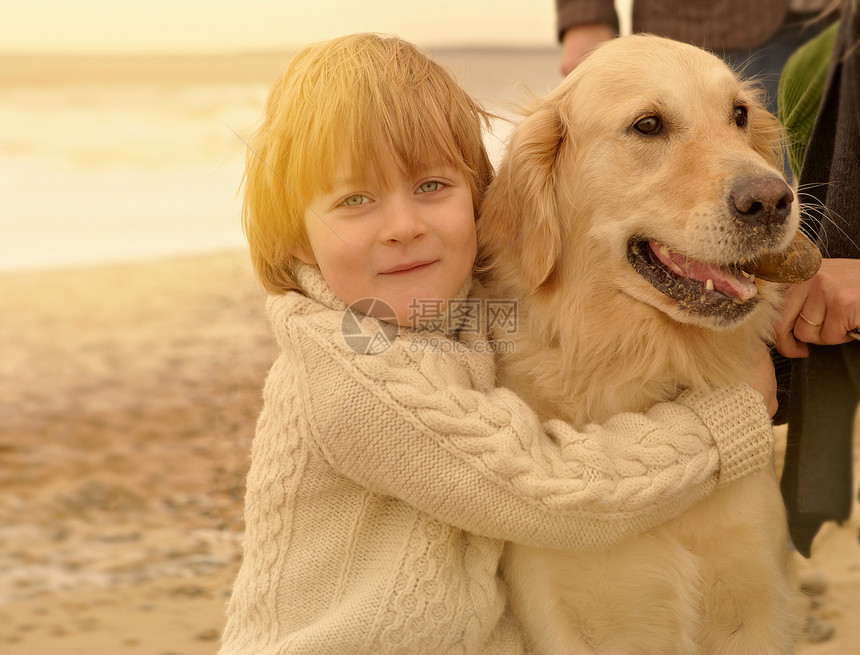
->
[[219, 265, 774, 655]]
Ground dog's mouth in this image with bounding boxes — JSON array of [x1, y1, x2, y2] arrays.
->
[[627, 239, 760, 322], [627, 231, 822, 323]]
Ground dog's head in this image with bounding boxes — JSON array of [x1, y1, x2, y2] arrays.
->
[[479, 34, 818, 331]]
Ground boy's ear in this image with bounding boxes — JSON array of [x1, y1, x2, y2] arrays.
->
[[479, 102, 564, 292], [292, 244, 317, 265]]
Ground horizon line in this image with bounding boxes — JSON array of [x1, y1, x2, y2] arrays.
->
[[0, 41, 559, 59]]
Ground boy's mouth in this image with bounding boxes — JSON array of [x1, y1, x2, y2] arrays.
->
[[379, 260, 437, 275]]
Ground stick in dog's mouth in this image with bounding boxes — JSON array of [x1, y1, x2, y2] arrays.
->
[[736, 230, 822, 284]]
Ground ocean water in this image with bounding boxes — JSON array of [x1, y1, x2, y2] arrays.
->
[[0, 48, 561, 272]]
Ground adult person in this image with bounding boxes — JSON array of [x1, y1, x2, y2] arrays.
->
[[774, 1, 860, 560], [557, 0, 829, 112]]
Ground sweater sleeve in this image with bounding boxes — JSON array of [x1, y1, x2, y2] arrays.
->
[[290, 309, 774, 551], [556, 0, 619, 41]]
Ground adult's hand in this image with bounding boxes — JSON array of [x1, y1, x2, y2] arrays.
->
[[774, 258, 860, 358], [559, 23, 614, 76]]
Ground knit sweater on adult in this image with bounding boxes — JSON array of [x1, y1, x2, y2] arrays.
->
[[218, 264, 774, 655]]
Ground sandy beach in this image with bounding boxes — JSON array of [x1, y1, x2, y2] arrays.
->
[[0, 251, 269, 653], [0, 250, 856, 654]]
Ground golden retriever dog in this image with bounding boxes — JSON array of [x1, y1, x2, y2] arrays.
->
[[478, 35, 819, 654]]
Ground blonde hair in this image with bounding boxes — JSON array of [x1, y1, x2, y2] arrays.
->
[[242, 33, 494, 294]]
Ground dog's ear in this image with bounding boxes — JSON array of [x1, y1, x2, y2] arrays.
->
[[744, 85, 786, 173], [479, 102, 565, 292]]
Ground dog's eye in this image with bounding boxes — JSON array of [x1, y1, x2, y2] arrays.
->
[[733, 105, 748, 127], [634, 115, 662, 135]]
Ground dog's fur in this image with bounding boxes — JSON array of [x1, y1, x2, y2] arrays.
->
[[478, 35, 802, 654]]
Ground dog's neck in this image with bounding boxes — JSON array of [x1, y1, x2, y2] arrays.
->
[[492, 273, 775, 427]]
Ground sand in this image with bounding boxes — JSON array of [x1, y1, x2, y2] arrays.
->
[[0, 249, 857, 653], [0, 251, 271, 654]]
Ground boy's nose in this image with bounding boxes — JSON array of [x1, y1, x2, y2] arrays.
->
[[381, 198, 426, 243]]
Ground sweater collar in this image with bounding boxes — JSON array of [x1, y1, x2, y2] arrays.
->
[[295, 262, 348, 313]]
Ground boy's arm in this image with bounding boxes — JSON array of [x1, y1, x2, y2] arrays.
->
[[293, 314, 773, 552]]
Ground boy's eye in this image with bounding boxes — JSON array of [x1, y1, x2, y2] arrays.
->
[[343, 194, 369, 207], [418, 181, 443, 193]]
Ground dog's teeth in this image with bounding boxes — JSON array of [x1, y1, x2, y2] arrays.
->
[[748, 274, 755, 282], [705, 279, 714, 291], [659, 245, 671, 258]]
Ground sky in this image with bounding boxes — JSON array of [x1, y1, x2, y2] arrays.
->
[[1, 0, 571, 54]]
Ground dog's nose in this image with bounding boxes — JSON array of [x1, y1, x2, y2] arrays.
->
[[729, 176, 794, 228]]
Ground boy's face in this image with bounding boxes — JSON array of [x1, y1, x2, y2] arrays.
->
[[296, 159, 476, 327]]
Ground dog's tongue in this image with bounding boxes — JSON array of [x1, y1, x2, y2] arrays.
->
[[649, 241, 758, 300]]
